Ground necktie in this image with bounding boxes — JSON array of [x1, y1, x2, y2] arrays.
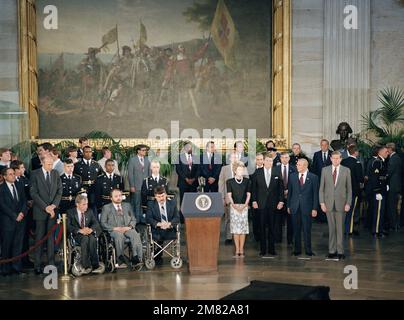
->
[[117, 204, 123, 215], [46, 171, 51, 188], [161, 205, 167, 222], [80, 212, 85, 228], [283, 165, 288, 187], [155, 176, 158, 182], [12, 184, 18, 202], [188, 155, 192, 170], [333, 168, 337, 185], [109, 174, 113, 184], [208, 154, 212, 171], [140, 157, 144, 168], [265, 169, 271, 187], [323, 153, 327, 164], [299, 174, 304, 186]]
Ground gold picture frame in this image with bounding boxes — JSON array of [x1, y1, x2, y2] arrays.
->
[[18, 0, 291, 149]]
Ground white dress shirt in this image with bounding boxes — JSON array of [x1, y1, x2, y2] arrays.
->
[[298, 170, 308, 184]]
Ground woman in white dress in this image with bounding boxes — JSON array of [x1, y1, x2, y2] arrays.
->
[[226, 161, 251, 258]]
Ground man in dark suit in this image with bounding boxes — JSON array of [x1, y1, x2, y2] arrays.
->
[[311, 139, 332, 177], [287, 159, 319, 257], [31, 142, 52, 171], [95, 159, 124, 211], [67, 194, 104, 274], [249, 153, 264, 242], [252, 153, 284, 257], [146, 186, 180, 265], [175, 142, 200, 222], [0, 168, 28, 275], [200, 141, 222, 192], [276, 152, 297, 245], [11, 160, 33, 268], [30, 156, 63, 274], [385, 143, 402, 231], [341, 145, 364, 236]]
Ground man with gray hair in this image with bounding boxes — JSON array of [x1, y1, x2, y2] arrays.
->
[[67, 194, 104, 274], [30, 155, 62, 274], [319, 151, 352, 261]]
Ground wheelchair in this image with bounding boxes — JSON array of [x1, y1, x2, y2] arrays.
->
[[59, 232, 106, 277], [98, 230, 144, 271], [143, 223, 183, 270]]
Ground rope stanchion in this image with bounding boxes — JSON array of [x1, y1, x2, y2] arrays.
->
[[61, 214, 71, 281], [0, 221, 61, 265]]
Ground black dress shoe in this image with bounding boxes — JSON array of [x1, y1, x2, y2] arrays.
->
[[338, 254, 345, 260], [326, 253, 338, 259], [306, 252, 316, 257], [268, 251, 277, 256], [292, 252, 302, 257], [259, 252, 266, 257]]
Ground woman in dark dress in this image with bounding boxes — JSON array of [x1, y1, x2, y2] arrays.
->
[[226, 161, 251, 258]]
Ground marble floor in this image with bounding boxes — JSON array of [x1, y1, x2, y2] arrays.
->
[[1, 222, 404, 300]]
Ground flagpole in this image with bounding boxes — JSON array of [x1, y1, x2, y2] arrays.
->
[[197, 32, 211, 78], [116, 24, 120, 59]]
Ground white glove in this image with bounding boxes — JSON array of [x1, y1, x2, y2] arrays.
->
[[386, 185, 389, 192], [376, 194, 383, 201]]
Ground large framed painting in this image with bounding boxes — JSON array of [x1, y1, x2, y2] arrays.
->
[[18, 0, 291, 146]]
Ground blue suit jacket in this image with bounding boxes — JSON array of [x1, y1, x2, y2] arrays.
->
[[0, 182, 28, 231], [311, 150, 332, 177], [287, 172, 319, 215], [146, 198, 180, 229]]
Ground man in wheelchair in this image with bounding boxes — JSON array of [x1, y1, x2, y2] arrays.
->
[[100, 189, 143, 270], [146, 186, 180, 265], [67, 194, 104, 274]]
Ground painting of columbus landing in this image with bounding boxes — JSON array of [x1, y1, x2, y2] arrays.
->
[[37, 0, 272, 138]]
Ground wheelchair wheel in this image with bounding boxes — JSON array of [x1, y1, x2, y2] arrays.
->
[[145, 258, 156, 270], [98, 232, 116, 273], [170, 257, 183, 269]]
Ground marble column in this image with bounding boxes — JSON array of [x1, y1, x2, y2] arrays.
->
[[323, 0, 371, 141]]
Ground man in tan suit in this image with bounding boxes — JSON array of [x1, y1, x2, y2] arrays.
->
[[319, 151, 352, 260]]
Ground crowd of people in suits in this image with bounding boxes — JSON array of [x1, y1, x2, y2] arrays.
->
[[0, 135, 402, 276]]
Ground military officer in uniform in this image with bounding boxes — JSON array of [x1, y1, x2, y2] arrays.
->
[[368, 145, 389, 238], [60, 159, 83, 214], [341, 145, 364, 236], [141, 160, 169, 208], [74, 146, 103, 215], [289, 143, 310, 167], [95, 159, 124, 211]]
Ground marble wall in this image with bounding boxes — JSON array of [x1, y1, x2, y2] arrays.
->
[[291, 0, 404, 156]]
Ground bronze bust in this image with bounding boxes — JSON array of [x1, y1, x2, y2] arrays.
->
[[330, 122, 354, 152]]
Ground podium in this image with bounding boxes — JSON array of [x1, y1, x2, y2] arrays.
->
[[181, 193, 224, 274]]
